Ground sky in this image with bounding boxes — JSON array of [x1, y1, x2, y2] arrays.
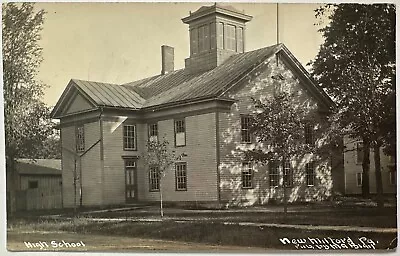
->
[[33, 2, 327, 107]]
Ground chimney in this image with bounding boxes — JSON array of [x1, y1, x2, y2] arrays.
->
[[161, 45, 174, 75]]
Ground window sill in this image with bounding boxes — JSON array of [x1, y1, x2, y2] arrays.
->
[[149, 190, 160, 192], [242, 187, 253, 190], [176, 189, 187, 191], [123, 148, 137, 151]]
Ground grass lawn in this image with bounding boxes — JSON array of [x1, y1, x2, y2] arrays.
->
[[77, 205, 398, 228]]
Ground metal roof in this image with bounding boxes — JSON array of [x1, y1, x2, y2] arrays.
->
[[52, 43, 333, 117], [130, 44, 281, 108], [17, 159, 62, 176], [72, 79, 145, 109]]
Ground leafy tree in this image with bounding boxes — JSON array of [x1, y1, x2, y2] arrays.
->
[[25, 128, 61, 159], [3, 3, 50, 214], [310, 4, 395, 206], [245, 91, 320, 214], [143, 137, 183, 218]]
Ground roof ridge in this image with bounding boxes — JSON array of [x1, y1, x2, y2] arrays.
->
[[71, 78, 120, 86]]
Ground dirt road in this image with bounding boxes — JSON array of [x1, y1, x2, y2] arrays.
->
[[7, 230, 266, 252]]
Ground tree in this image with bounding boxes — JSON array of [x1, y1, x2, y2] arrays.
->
[[28, 128, 61, 159], [310, 4, 395, 207], [3, 3, 50, 214], [245, 91, 319, 214], [143, 137, 180, 218]]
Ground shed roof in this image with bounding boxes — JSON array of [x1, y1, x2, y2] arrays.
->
[[16, 159, 62, 176]]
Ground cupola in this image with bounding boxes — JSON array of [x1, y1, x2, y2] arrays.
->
[[182, 4, 252, 73]]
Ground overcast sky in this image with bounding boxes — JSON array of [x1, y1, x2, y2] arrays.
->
[[33, 2, 326, 107]]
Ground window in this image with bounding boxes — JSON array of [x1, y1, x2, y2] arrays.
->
[[242, 162, 253, 189], [175, 119, 186, 147], [283, 160, 293, 187], [148, 123, 158, 142], [225, 24, 236, 51], [306, 162, 315, 186], [28, 180, 38, 189], [76, 125, 85, 152], [123, 125, 136, 150], [210, 22, 216, 49], [217, 22, 224, 49], [241, 115, 251, 143], [269, 161, 279, 187], [190, 28, 198, 55], [305, 123, 313, 145], [356, 142, 363, 164], [237, 27, 244, 53], [176, 162, 187, 191], [149, 166, 160, 191], [198, 24, 210, 53], [389, 167, 396, 185], [356, 172, 362, 187]]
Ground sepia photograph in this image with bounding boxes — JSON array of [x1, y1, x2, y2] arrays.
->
[[2, 1, 397, 253]]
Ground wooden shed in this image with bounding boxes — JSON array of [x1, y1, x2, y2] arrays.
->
[[15, 159, 62, 210]]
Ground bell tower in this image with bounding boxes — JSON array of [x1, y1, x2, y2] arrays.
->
[[182, 4, 252, 73]]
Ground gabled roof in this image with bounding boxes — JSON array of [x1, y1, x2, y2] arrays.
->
[[16, 159, 62, 176], [51, 43, 334, 118]]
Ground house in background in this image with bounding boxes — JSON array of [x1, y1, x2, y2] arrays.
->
[[344, 140, 396, 195], [51, 4, 344, 208], [7, 159, 62, 211]]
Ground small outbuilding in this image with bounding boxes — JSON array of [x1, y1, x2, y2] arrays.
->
[[14, 159, 62, 210]]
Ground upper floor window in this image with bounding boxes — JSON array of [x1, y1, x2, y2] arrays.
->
[[306, 162, 315, 186], [356, 142, 363, 164], [283, 160, 293, 187], [237, 27, 244, 53], [149, 166, 160, 191], [269, 161, 279, 188], [356, 172, 362, 187], [225, 24, 236, 51], [175, 119, 186, 147], [241, 115, 251, 143], [76, 125, 85, 152], [242, 162, 253, 189], [148, 123, 158, 142], [304, 123, 313, 145], [123, 124, 136, 150], [190, 28, 198, 55], [176, 162, 187, 191]]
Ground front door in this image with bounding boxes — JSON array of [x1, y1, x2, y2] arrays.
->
[[124, 159, 137, 202]]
